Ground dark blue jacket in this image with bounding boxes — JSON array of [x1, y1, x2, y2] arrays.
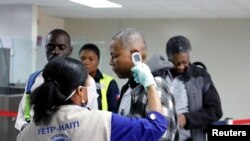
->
[[177, 64, 223, 141]]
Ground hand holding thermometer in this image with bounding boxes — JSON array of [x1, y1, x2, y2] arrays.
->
[[132, 52, 142, 66], [131, 52, 156, 88]]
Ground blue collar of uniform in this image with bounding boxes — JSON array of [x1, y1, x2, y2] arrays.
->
[[93, 69, 103, 82]]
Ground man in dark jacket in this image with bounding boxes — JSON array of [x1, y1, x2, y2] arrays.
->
[[165, 35, 223, 141]]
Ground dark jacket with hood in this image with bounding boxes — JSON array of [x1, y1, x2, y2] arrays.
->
[[168, 63, 223, 141]]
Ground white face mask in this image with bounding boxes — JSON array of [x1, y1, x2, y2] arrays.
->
[[66, 86, 90, 107], [65, 89, 77, 101], [65, 85, 99, 110], [66, 75, 98, 109], [85, 76, 99, 110]]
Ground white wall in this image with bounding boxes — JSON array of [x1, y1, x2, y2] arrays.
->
[[37, 11, 64, 37], [0, 5, 64, 83], [65, 19, 250, 119], [0, 4, 36, 83]]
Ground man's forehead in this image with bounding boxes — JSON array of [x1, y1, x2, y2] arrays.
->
[[110, 45, 128, 54], [47, 33, 68, 40]]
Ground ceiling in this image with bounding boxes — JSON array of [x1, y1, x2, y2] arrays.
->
[[1, 0, 250, 19]]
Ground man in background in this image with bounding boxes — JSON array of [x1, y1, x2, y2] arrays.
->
[[15, 29, 98, 131], [165, 35, 223, 141]]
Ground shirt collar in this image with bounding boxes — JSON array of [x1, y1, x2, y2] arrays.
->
[[94, 69, 103, 81], [128, 77, 140, 89], [169, 64, 192, 82]]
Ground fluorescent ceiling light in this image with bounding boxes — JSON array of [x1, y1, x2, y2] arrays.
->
[[70, 0, 122, 8]]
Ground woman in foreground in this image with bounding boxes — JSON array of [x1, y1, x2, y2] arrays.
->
[[17, 57, 167, 141]]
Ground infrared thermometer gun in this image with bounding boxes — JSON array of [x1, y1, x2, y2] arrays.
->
[[132, 52, 142, 66]]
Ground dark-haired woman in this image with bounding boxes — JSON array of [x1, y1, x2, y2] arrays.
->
[[17, 57, 167, 141]]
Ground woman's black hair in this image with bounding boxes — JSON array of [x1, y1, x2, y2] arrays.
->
[[31, 57, 88, 125]]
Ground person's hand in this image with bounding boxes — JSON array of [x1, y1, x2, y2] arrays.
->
[[178, 113, 187, 128], [131, 63, 156, 89]]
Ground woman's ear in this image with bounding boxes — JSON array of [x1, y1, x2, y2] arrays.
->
[[77, 86, 88, 104], [76, 86, 84, 97]]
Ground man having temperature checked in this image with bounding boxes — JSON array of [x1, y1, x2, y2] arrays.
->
[[110, 28, 178, 141]]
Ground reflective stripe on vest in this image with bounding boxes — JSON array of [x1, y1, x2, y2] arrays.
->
[[99, 74, 113, 111], [24, 94, 31, 122]]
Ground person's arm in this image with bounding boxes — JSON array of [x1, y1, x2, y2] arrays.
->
[[154, 76, 177, 119], [146, 85, 163, 113], [15, 89, 28, 131], [154, 76, 178, 140], [111, 111, 167, 141], [15, 72, 44, 131], [131, 63, 163, 114], [107, 79, 120, 112], [183, 72, 223, 129]]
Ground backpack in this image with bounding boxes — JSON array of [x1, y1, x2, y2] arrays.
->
[[192, 61, 207, 70]]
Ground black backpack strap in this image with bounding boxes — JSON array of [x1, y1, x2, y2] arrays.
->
[[192, 61, 207, 70]]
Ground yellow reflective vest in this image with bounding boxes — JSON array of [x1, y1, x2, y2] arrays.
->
[[99, 74, 113, 111]]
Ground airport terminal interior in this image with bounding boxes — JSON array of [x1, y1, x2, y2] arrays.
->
[[1, 0, 250, 141]]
